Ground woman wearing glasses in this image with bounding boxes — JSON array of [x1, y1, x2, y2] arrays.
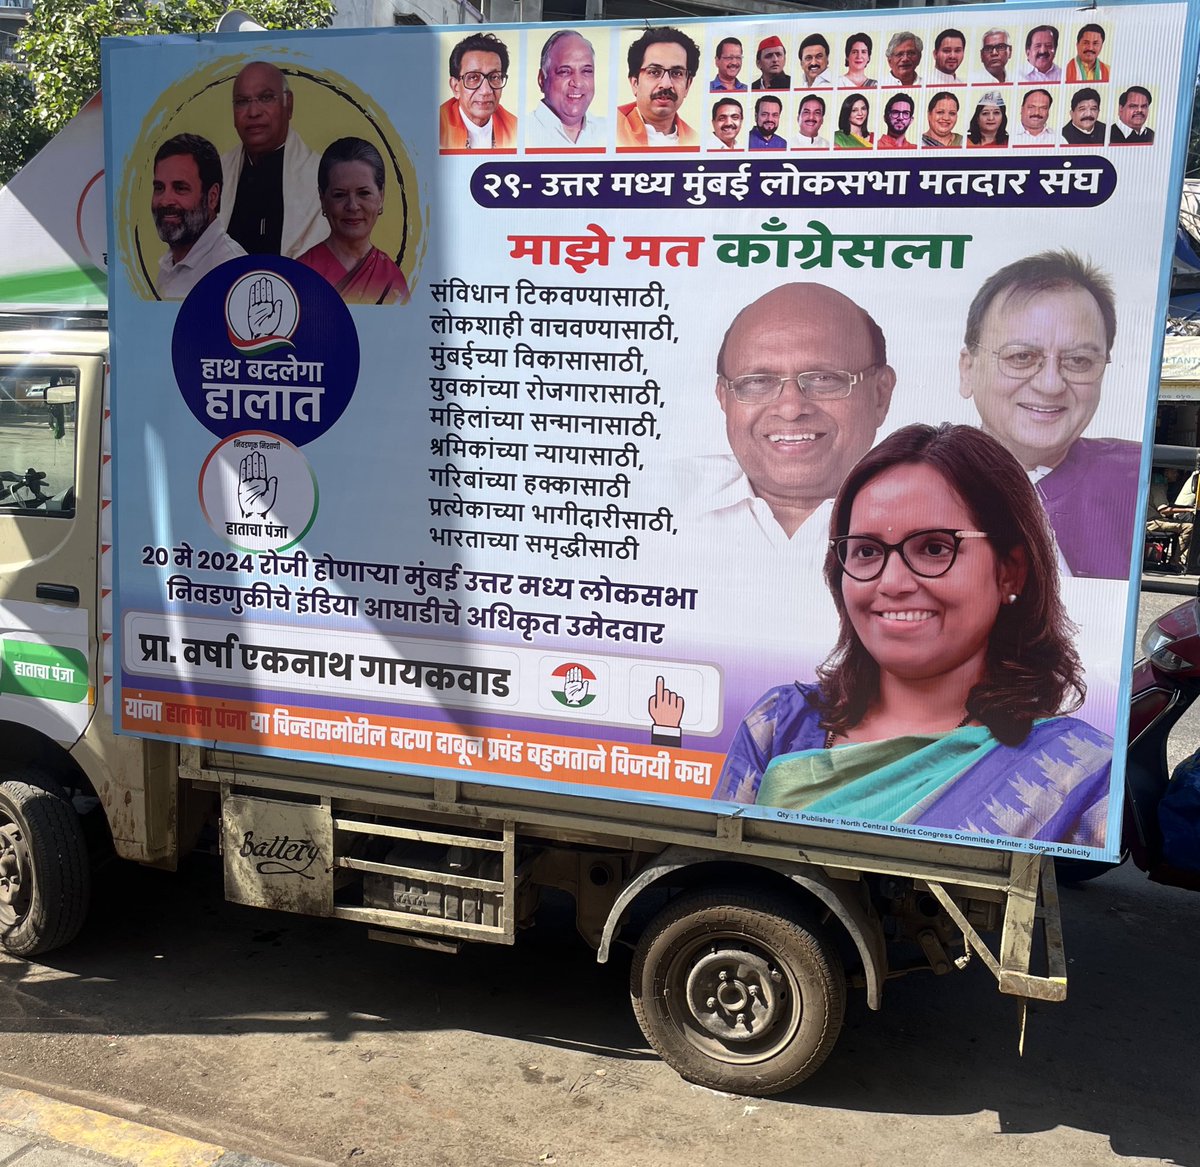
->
[[438, 33, 518, 151], [716, 423, 1111, 847], [297, 138, 409, 305]]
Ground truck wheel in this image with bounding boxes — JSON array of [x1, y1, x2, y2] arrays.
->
[[0, 768, 90, 957], [630, 888, 845, 1096]]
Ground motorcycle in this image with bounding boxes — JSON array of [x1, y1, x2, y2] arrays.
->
[[1061, 593, 1200, 888]]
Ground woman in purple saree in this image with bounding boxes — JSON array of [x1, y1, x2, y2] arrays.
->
[[717, 423, 1111, 849], [297, 137, 409, 306]]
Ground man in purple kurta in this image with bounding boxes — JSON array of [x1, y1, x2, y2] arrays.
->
[[959, 251, 1140, 580], [1031, 436, 1140, 577]]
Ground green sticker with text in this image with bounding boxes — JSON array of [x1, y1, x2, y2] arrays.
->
[[0, 640, 89, 703]]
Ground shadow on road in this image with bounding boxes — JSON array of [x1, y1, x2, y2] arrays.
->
[[2, 851, 1197, 1164]]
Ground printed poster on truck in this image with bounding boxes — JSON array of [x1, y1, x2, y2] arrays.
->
[[103, 0, 1200, 862]]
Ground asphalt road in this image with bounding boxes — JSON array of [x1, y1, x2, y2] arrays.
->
[[0, 587, 1196, 1167]]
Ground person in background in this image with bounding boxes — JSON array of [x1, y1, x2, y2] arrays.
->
[[1146, 468, 1194, 571], [691, 281, 895, 555]]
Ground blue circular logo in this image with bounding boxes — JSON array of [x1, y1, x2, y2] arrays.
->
[[171, 255, 360, 446]]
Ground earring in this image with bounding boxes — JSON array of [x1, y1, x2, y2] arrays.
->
[[1006, 594, 1019, 604]]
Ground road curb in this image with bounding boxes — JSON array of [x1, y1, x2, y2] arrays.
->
[[0, 1085, 280, 1167]]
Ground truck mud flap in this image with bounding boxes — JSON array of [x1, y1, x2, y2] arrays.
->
[[222, 793, 334, 916]]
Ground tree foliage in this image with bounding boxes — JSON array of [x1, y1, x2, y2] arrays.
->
[[0, 64, 52, 183], [18, 0, 335, 137]]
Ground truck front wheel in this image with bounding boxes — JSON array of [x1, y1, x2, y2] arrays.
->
[[630, 888, 845, 1096], [0, 768, 90, 957]]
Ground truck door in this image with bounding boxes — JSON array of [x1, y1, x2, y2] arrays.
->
[[0, 354, 102, 745]]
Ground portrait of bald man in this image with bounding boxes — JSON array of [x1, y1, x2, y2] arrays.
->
[[219, 61, 324, 259], [683, 283, 895, 563]]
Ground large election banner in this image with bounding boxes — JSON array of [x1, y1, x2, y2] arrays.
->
[[104, 1, 1199, 862]]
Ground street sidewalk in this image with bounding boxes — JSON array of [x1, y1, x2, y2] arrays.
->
[[0, 1085, 287, 1167]]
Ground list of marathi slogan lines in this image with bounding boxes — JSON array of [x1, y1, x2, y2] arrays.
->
[[425, 275, 680, 566]]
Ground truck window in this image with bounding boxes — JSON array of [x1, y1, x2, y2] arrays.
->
[[0, 367, 77, 518]]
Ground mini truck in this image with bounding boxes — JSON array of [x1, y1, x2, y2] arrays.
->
[[0, 327, 1065, 1094], [3, 0, 1197, 1097]]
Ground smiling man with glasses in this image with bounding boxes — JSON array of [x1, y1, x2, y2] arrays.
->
[[439, 32, 518, 151], [959, 250, 1140, 579], [219, 61, 324, 259], [682, 282, 894, 560], [617, 26, 701, 148]]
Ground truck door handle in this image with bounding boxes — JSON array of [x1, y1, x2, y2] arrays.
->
[[36, 583, 79, 604]]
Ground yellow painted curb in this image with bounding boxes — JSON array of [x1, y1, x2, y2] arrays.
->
[[0, 1086, 227, 1167]]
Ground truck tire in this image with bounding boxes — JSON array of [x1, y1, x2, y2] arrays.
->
[[630, 888, 845, 1096], [0, 768, 90, 957]]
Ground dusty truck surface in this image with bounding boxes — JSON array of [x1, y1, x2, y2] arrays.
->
[[1, 0, 1197, 1095]]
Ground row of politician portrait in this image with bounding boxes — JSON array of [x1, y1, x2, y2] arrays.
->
[[438, 24, 1158, 154], [704, 85, 1154, 151], [147, 61, 409, 303]]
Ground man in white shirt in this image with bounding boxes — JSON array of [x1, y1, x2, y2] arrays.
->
[[794, 95, 830, 149], [684, 282, 895, 554], [798, 34, 832, 88], [527, 30, 608, 148], [928, 28, 966, 84], [708, 98, 743, 149], [977, 28, 1013, 83], [1011, 88, 1056, 145], [152, 134, 245, 301], [1018, 25, 1062, 83]]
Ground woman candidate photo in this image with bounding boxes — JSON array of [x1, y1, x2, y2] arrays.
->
[[297, 137, 409, 305], [715, 423, 1111, 848], [966, 90, 1009, 147], [834, 93, 874, 148]]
